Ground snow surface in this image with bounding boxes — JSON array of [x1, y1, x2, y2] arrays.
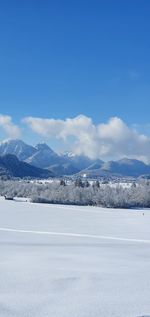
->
[[0, 197, 150, 317]]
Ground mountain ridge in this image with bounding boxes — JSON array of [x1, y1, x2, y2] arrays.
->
[[0, 139, 150, 177]]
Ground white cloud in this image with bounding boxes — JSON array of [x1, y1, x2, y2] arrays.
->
[[24, 114, 150, 162], [0, 114, 21, 139]]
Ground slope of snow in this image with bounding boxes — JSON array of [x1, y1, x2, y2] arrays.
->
[[0, 139, 36, 160], [0, 197, 150, 317]]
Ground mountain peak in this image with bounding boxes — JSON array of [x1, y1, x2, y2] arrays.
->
[[0, 139, 36, 161], [63, 151, 76, 158], [118, 158, 147, 166], [35, 143, 53, 152], [0, 138, 24, 145]]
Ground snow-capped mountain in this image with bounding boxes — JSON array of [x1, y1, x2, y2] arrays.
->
[[63, 151, 76, 158], [1, 139, 150, 177], [25, 142, 64, 168], [0, 140, 96, 175], [0, 140, 73, 175], [0, 139, 36, 160]]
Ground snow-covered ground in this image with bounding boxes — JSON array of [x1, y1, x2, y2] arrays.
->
[[0, 197, 150, 317]]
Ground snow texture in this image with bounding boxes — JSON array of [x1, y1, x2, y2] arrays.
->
[[0, 197, 150, 317]]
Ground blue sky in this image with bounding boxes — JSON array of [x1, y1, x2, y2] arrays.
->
[[0, 1, 150, 160]]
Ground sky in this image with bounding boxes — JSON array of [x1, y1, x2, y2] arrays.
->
[[0, 0, 150, 161]]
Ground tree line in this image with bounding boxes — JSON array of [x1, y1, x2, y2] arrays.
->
[[0, 178, 150, 208]]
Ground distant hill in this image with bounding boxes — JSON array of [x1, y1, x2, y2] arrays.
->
[[0, 154, 53, 179], [63, 152, 98, 170], [82, 159, 104, 171], [79, 158, 150, 178], [101, 158, 150, 177]]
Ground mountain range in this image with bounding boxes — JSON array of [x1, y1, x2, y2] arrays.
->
[[0, 139, 96, 176], [0, 139, 150, 178]]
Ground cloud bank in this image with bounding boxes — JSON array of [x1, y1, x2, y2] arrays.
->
[[1, 113, 150, 163], [24, 115, 150, 163], [0, 114, 21, 139]]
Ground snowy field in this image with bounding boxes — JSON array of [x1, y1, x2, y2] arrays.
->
[[0, 197, 150, 317]]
